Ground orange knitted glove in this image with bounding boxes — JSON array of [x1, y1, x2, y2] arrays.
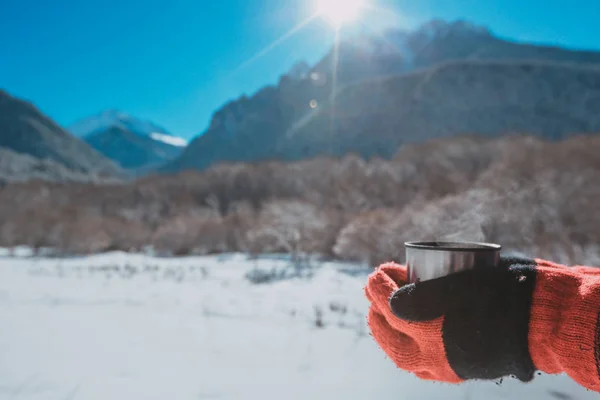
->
[[365, 257, 600, 391]]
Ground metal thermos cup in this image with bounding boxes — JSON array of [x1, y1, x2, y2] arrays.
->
[[405, 241, 501, 283]]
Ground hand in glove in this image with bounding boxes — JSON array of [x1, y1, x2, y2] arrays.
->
[[365, 257, 600, 392]]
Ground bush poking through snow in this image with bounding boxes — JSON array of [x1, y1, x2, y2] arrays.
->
[[313, 306, 325, 328]]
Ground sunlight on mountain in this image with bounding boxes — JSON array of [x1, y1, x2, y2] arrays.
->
[[316, 0, 365, 27]]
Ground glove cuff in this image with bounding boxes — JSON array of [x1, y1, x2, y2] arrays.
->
[[529, 259, 600, 390]]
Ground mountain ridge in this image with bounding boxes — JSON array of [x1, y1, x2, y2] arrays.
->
[[164, 19, 600, 172]]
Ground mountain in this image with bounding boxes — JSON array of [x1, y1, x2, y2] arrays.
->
[[165, 61, 600, 171], [0, 148, 122, 184], [280, 61, 600, 158], [69, 110, 187, 170], [70, 109, 171, 140], [164, 20, 600, 172], [83, 125, 185, 171], [0, 90, 123, 180]]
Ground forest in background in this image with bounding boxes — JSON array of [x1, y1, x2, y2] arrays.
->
[[1, 134, 599, 266]]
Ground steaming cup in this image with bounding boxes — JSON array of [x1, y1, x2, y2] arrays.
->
[[405, 241, 501, 283]]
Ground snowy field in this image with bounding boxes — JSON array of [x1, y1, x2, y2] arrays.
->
[[0, 250, 595, 400]]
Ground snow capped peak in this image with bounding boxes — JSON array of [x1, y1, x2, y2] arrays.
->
[[69, 110, 187, 148], [150, 132, 188, 147], [69, 110, 170, 137]]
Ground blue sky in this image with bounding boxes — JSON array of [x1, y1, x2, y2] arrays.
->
[[1, 0, 599, 139]]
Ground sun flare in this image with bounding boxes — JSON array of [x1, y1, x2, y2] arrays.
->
[[316, 0, 365, 27]]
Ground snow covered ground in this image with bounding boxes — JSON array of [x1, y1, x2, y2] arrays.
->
[[0, 251, 595, 399]]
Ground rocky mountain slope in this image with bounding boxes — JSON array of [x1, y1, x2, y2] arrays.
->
[[0, 90, 123, 178], [168, 60, 600, 170], [0, 148, 122, 184], [164, 20, 600, 172]]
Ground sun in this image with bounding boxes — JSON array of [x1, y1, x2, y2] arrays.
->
[[316, 0, 365, 28]]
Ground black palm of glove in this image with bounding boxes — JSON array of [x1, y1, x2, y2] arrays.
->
[[387, 257, 538, 382]]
